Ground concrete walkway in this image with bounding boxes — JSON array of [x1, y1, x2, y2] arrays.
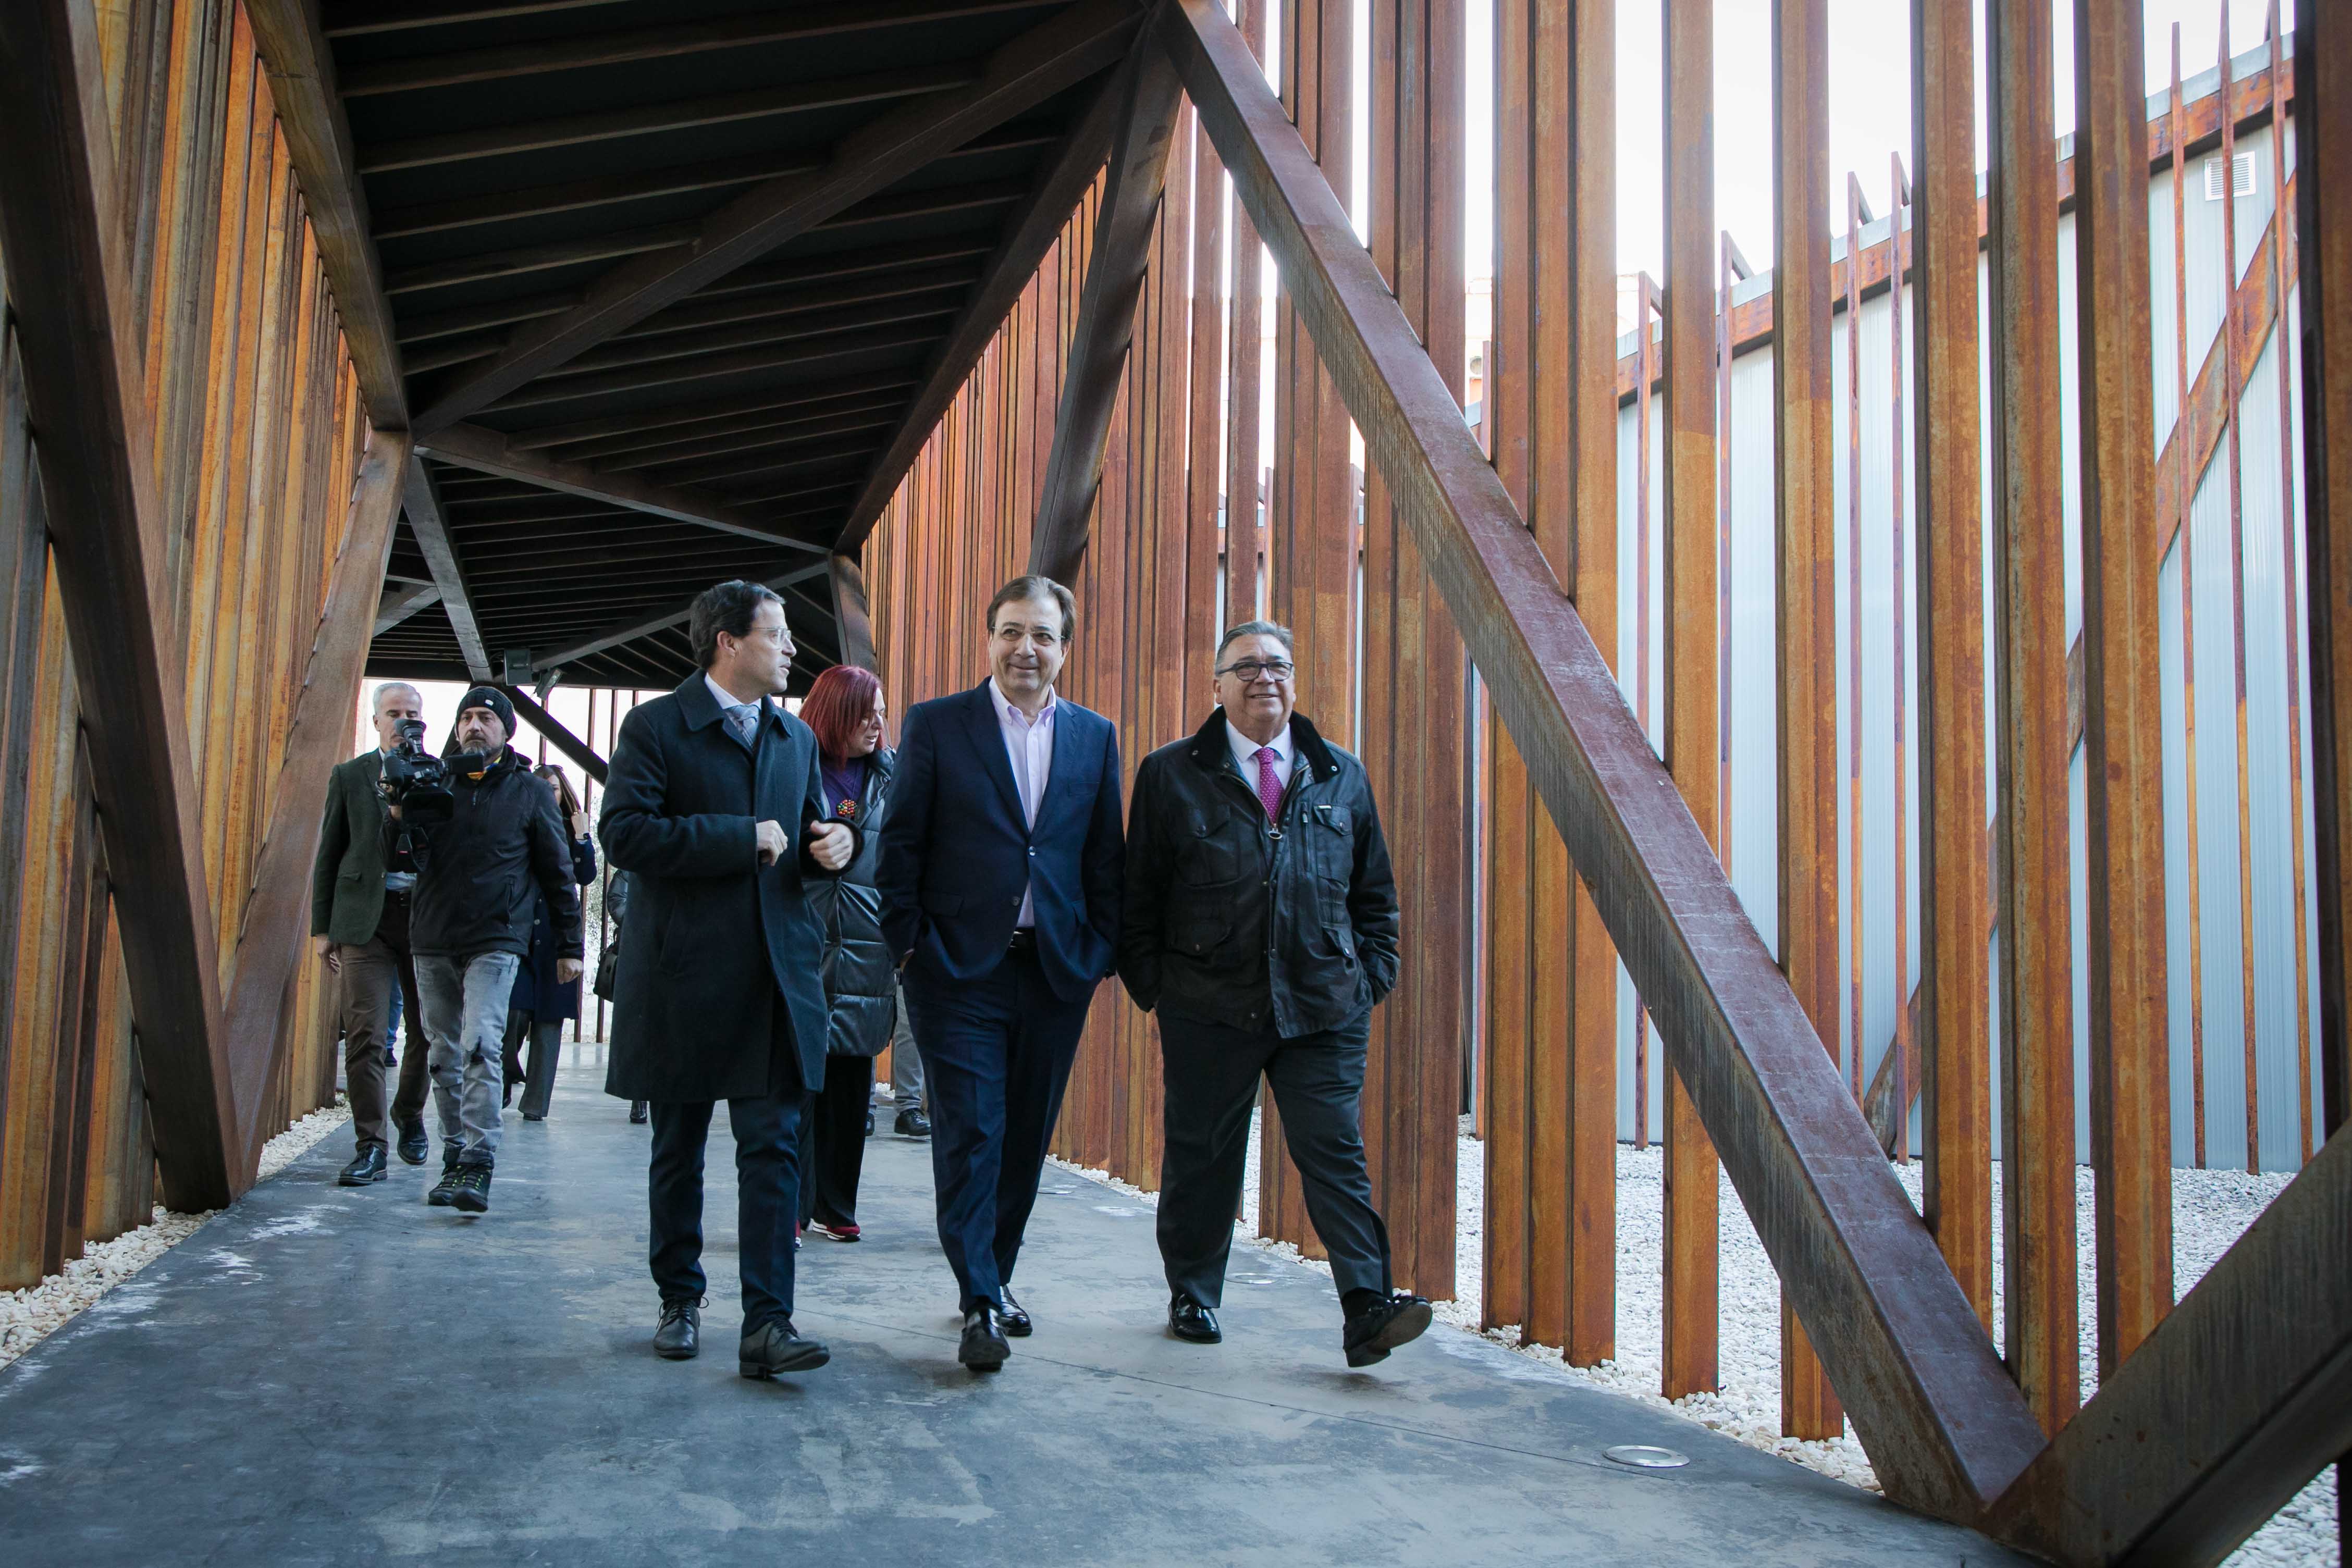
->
[[0, 1071, 2029, 1566]]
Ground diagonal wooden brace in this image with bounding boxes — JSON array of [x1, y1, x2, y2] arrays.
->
[[1161, 0, 2047, 1521]]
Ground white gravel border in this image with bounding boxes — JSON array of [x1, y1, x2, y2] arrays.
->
[[1055, 1115, 2338, 1565], [0, 1101, 351, 1371]]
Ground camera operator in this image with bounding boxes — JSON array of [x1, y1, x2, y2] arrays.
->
[[312, 682, 436, 1187], [386, 686, 584, 1214]]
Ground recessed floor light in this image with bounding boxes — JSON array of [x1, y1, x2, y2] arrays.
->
[[1603, 1444, 1690, 1470]]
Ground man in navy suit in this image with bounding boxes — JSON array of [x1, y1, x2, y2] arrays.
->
[[877, 574, 1125, 1371]]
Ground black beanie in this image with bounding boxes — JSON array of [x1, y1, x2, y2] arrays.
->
[[457, 685, 516, 737]]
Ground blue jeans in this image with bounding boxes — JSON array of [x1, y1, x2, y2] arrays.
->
[[415, 952, 521, 1167], [903, 948, 1092, 1314]]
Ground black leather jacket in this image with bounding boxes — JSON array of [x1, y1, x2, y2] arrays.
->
[[1118, 709, 1399, 1038]]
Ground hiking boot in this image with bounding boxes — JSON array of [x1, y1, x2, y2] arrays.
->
[[449, 1164, 492, 1214], [427, 1150, 464, 1207]]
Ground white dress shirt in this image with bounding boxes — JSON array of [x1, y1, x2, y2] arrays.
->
[[988, 678, 1057, 928], [1226, 717, 1294, 796]]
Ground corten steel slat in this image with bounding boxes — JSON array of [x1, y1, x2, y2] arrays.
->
[[1481, 0, 1537, 1340], [499, 687, 609, 786], [1165, 0, 2048, 1517], [2169, 29, 2211, 1172], [1770, 0, 1843, 1445], [837, 79, 1120, 554], [239, 0, 407, 427], [401, 454, 493, 682], [1982, 1123, 2352, 1567], [221, 433, 410, 1170], [2264, 1, 2316, 1167], [2299, 0, 2352, 1155], [1985, 0, 2079, 1436], [1633, 278, 1656, 1154], [0, 0, 254, 1210], [1886, 152, 1912, 1165], [1845, 174, 1867, 1113], [411, 0, 1141, 436], [1660, 0, 1720, 1400], [2218, 22, 2262, 1177], [1222, 0, 1266, 633], [1718, 234, 1744, 885], [1185, 103, 1223, 672], [1028, 43, 1185, 583], [2075, 0, 2174, 1373], [1900, 0, 1994, 1326]]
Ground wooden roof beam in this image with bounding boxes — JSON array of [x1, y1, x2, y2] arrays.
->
[[323, 1, 624, 37], [412, 0, 1142, 435], [417, 423, 832, 555], [374, 578, 444, 635], [242, 0, 408, 426], [498, 685, 608, 784], [402, 455, 494, 682], [342, 1, 1060, 96], [839, 69, 1120, 550], [1027, 42, 1184, 581], [501, 373, 920, 451], [536, 560, 834, 666]]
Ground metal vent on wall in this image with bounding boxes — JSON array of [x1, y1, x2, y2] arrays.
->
[[2204, 151, 2257, 201]]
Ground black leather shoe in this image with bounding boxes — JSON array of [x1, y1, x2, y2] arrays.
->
[[337, 1145, 388, 1187], [895, 1109, 931, 1139], [629, 1101, 649, 1125], [395, 1120, 429, 1166], [740, 1318, 830, 1379], [449, 1164, 493, 1214], [958, 1306, 1009, 1371], [653, 1298, 701, 1360], [865, 1110, 875, 1137], [998, 1286, 1032, 1337], [1342, 1291, 1433, 1368], [1169, 1298, 1222, 1344]]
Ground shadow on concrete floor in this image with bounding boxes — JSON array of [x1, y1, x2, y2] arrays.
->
[[0, 1072, 2030, 1567]]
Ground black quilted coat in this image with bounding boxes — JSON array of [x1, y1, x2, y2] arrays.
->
[[805, 747, 896, 1057]]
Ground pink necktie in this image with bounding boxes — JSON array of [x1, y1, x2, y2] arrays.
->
[[1253, 746, 1283, 822]]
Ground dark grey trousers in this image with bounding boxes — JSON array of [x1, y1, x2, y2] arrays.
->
[[1154, 1007, 1392, 1313], [338, 893, 428, 1152]]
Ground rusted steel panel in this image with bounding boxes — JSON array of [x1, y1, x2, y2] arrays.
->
[[2298, 0, 2352, 1148], [1168, 0, 2048, 1517], [1770, 0, 1843, 1445], [1985, 0, 2079, 1437], [1660, 0, 1719, 1401], [1983, 1126, 2352, 1567], [2074, 0, 2173, 1376], [1908, 0, 1993, 1329]]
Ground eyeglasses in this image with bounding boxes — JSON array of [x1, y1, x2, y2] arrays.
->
[[1216, 659, 1294, 682]]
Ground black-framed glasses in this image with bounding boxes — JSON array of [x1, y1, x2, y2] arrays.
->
[[1216, 659, 1294, 681]]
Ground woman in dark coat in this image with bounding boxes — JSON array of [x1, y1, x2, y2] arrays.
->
[[795, 664, 896, 1240], [503, 764, 598, 1121]]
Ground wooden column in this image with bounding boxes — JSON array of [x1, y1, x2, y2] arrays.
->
[[2072, 0, 2173, 1376], [1221, 0, 1267, 631], [1771, 0, 1843, 1442], [1660, 0, 1719, 1400], [1908, 0, 1994, 1328]]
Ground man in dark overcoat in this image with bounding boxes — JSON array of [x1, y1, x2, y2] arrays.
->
[[600, 580, 855, 1379]]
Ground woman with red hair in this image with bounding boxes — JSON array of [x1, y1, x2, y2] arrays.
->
[[795, 663, 896, 1241]]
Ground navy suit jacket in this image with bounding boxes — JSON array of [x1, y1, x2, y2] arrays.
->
[[877, 682, 1124, 1003]]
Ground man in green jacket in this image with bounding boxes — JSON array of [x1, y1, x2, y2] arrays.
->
[[312, 682, 433, 1185]]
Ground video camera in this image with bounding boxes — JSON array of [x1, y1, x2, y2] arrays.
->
[[380, 717, 457, 828]]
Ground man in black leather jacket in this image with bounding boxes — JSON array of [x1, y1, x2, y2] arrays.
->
[[1118, 621, 1430, 1368]]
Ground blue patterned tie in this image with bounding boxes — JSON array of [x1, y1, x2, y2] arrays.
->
[[727, 703, 756, 747]]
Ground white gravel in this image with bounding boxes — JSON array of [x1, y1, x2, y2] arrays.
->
[[0, 1101, 350, 1371], [1063, 1113, 2338, 1564]]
